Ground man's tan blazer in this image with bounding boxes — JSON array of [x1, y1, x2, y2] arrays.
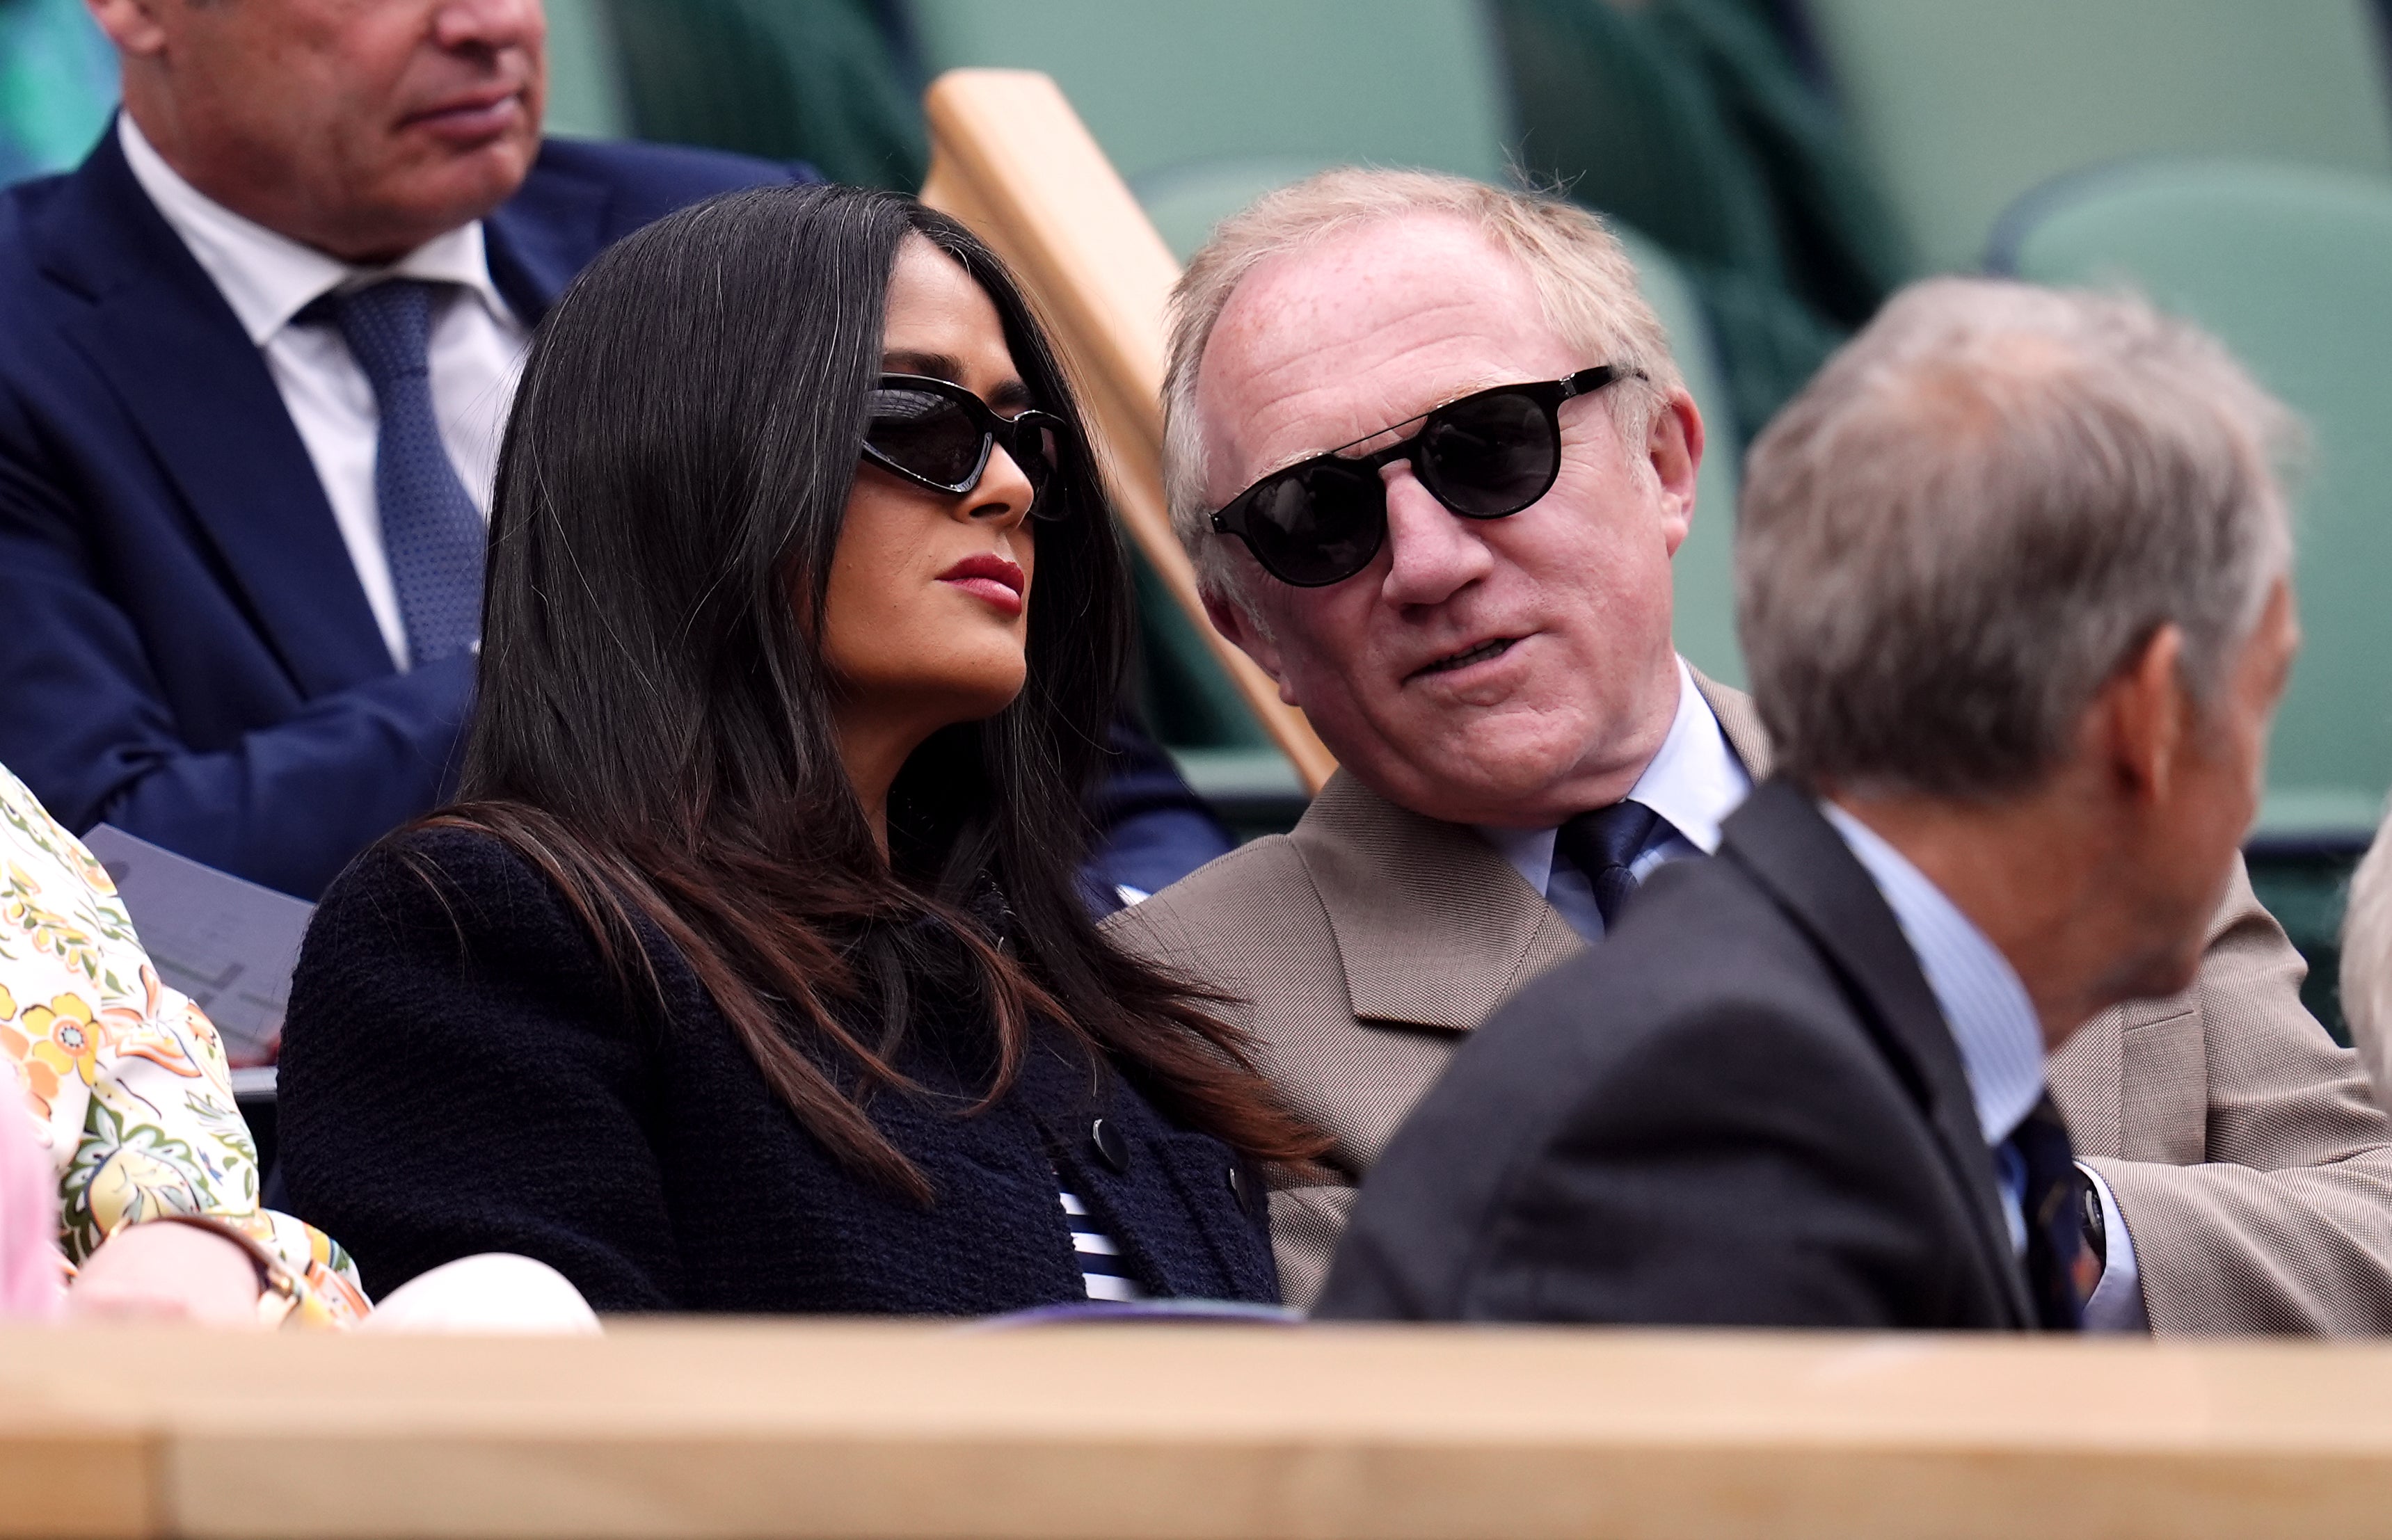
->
[[1107, 676, 2392, 1331]]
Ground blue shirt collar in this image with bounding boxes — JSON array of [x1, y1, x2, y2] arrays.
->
[[1819, 801, 2046, 1148]]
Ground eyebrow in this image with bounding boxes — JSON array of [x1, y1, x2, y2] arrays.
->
[[882, 349, 1034, 411]]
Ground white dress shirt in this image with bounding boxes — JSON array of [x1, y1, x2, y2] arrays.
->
[[120, 115, 530, 671], [1478, 656, 1753, 941], [1821, 801, 2146, 1331]]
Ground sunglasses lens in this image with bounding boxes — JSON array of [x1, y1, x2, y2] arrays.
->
[[1420, 390, 1560, 515], [1243, 461, 1385, 586], [1012, 419, 1069, 520], [866, 389, 985, 488]]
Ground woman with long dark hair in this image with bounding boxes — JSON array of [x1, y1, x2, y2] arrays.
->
[[276, 184, 1320, 1314]]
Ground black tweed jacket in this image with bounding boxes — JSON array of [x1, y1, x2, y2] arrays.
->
[[278, 828, 1278, 1313]]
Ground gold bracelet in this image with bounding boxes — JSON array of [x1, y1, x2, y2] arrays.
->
[[119, 1212, 307, 1329]]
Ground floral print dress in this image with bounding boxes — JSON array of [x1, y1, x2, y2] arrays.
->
[[0, 765, 367, 1322]]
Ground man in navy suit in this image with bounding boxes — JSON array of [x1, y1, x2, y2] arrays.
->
[[0, 0, 1228, 901]]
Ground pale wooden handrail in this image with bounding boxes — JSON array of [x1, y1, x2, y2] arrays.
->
[[8, 1320, 2392, 1538], [918, 68, 1337, 794]]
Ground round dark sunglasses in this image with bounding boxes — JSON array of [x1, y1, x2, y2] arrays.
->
[[1209, 364, 1641, 586], [861, 374, 1073, 521]]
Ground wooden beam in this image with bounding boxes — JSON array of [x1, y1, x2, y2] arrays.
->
[[7, 1321, 2392, 1538], [919, 68, 1337, 794]]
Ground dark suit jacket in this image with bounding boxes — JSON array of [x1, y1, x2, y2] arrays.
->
[[0, 127, 1233, 901], [1314, 777, 2039, 1329]]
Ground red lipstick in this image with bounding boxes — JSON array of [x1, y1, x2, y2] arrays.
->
[[938, 552, 1026, 617]]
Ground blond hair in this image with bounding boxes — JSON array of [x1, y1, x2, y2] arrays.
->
[[1161, 168, 1682, 602]]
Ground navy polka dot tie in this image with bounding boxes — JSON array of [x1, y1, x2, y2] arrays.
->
[[314, 280, 486, 664]]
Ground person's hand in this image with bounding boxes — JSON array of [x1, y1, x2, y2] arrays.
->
[[68, 1220, 266, 1327]]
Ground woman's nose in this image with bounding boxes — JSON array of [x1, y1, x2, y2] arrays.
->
[[964, 442, 1037, 527]]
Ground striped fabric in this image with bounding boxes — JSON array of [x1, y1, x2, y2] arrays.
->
[[1058, 1187, 1144, 1301]]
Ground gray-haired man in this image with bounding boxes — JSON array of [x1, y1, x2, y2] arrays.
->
[[1104, 168, 2392, 1331]]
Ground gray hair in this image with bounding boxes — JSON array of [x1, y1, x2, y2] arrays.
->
[[1161, 168, 1682, 607], [2343, 808, 2392, 1109], [1737, 278, 2296, 799]]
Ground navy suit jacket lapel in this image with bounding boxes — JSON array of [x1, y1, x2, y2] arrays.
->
[[481, 147, 612, 327], [31, 126, 392, 697], [1719, 778, 2037, 1328]]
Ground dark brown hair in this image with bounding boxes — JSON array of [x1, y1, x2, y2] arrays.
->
[[441, 184, 1322, 1201]]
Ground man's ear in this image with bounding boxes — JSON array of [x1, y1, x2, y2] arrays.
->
[[2099, 623, 2189, 806], [1648, 388, 1703, 559], [1201, 586, 1298, 707], [85, 0, 169, 58]]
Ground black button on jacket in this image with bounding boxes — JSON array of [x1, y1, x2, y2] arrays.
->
[[278, 828, 1278, 1314]]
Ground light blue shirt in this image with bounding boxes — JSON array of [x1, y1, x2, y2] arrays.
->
[[1478, 657, 1752, 942], [1821, 802, 2145, 1331]]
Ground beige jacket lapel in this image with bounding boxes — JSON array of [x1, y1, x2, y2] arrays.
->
[[1291, 771, 1583, 1032], [1694, 668, 1773, 779]]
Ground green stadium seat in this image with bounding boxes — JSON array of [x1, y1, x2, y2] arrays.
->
[[1995, 158, 2392, 848], [543, 0, 631, 140], [0, 0, 116, 180], [904, 0, 1511, 257], [604, 0, 927, 186], [1801, 0, 2392, 275], [1613, 227, 1744, 691]]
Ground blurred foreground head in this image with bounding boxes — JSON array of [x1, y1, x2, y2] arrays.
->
[[1741, 278, 2300, 1013], [1162, 169, 1705, 828], [88, 0, 548, 261]]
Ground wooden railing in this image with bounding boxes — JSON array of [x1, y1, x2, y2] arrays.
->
[[8, 1320, 2392, 1538], [918, 68, 1337, 794]]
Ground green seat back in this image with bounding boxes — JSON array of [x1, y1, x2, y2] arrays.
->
[[2002, 159, 2392, 842], [0, 0, 116, 180], [907, 0, 1510, 258], [905, 0, 1510, 190], [543, 0, 631, 139], [605, 0, 926, 186], [1802, 0, 2392, 274], [1613, 227, 1743, 690]]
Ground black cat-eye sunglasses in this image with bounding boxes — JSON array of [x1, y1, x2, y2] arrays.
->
[[860, 373, 1073, 521]]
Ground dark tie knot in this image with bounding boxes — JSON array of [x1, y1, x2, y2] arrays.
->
[[1555, 800, 1670, 930]]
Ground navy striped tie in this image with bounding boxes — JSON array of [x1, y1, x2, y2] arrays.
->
[[315, 280, 486, 664]]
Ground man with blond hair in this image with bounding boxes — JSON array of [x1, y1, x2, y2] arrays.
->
[[1106, 167, 2392, 1331]]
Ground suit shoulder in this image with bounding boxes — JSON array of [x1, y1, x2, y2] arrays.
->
[[0, 171, 67, 246], [1103, 834, 1322, 965], [316, 823, 578, 949], [528, 136, 814, 212]]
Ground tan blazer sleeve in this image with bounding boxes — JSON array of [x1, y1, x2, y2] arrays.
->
[[2055, 860, 2392, 1333]]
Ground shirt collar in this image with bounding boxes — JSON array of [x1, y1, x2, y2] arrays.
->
[[1819, 801, 2045, 1147], [119, 113, 515, 346], [1477, 656, 1753, 895]]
